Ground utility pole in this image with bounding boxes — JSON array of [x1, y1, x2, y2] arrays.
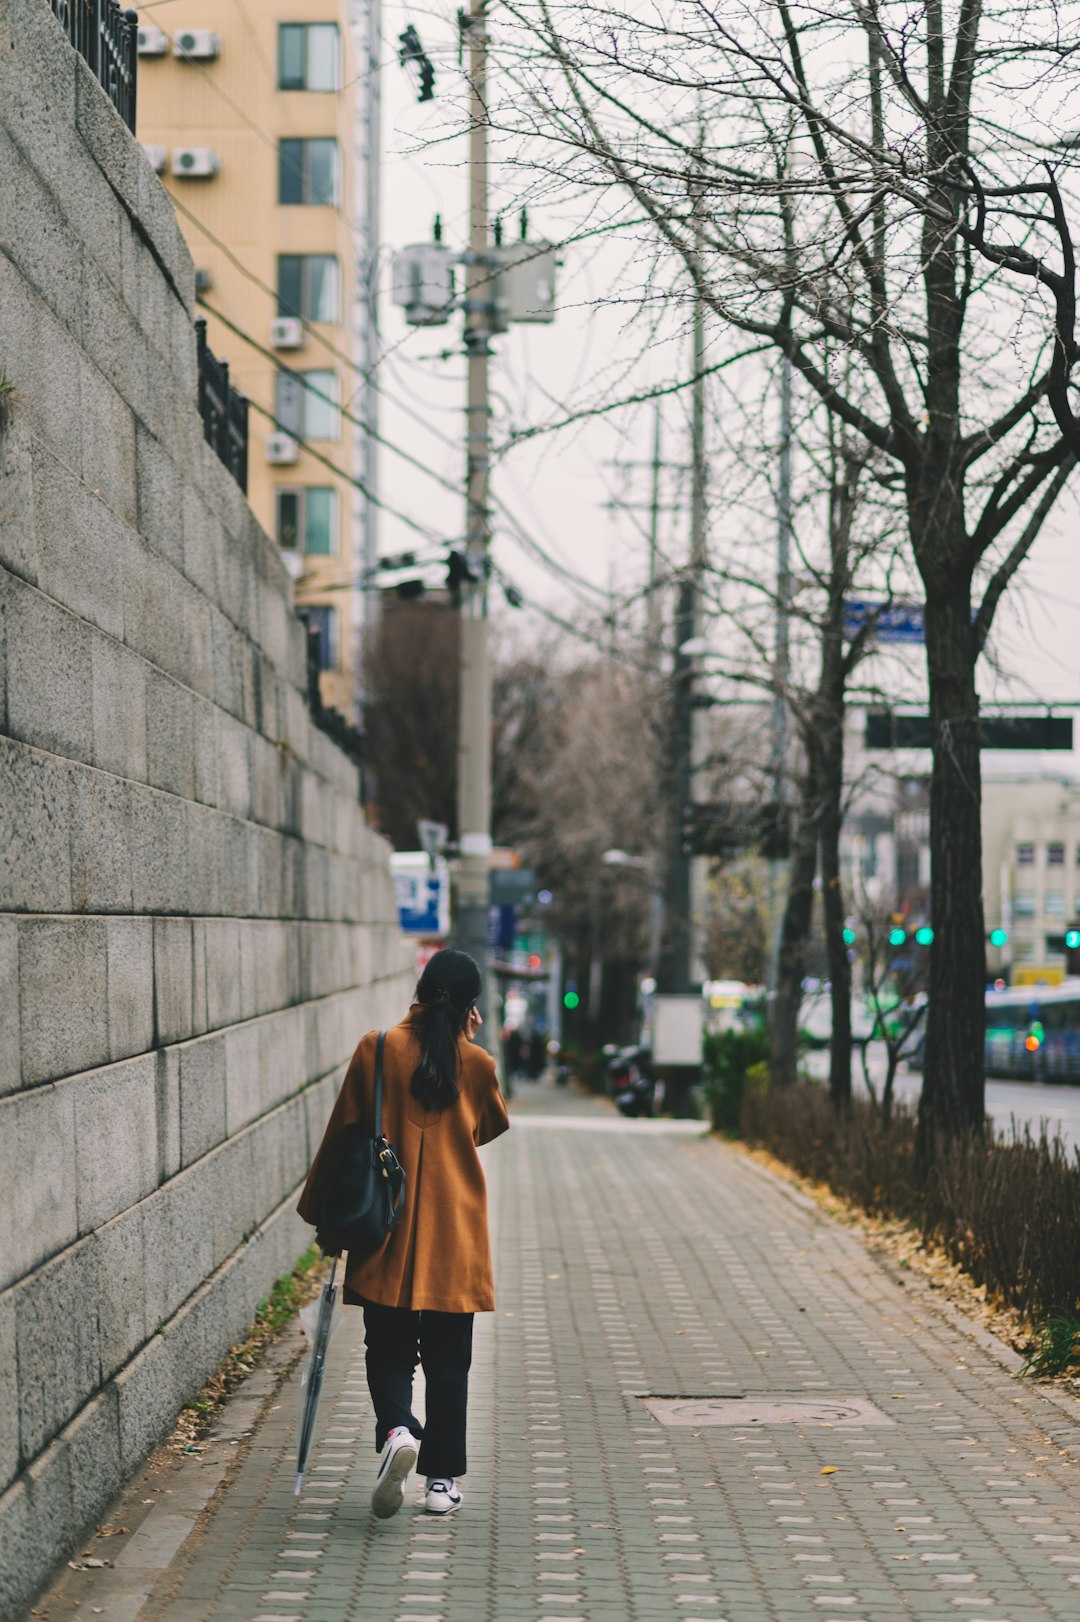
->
[[455, 0, 494, 1040], [767, 356, 794, 989], [647, 400, 663, 658], [668, 226, 708, 997], [351, 0, 381, 658]]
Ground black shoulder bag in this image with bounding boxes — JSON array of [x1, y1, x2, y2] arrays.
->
[[315, 1033, 406, 1257]]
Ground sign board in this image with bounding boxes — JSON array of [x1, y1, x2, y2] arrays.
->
[[865, 713, 1074, 751], [843, 600, 925, 644], [490, 867, 537, 906], [390, 852, 451, 936], [652, 994, 704, 1067], [417, 819, 449, 858]]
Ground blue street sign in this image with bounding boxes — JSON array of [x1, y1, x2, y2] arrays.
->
[[390, 853, 451, 935], [843, 600, 925, 644]]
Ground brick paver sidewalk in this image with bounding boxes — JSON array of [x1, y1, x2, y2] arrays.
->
[[42, 1079, 1080, 1621]]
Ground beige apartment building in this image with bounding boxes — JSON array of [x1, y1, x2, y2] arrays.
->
[[137, 3, 361, 716], [982, 773, 1080, 985]]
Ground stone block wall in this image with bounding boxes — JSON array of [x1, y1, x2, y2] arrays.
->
[[0, 5, 413, 1612]]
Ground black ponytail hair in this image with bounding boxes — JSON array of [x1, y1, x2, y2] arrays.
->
[[410, 947, 482, 1110]]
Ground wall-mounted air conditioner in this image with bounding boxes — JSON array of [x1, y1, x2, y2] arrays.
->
[[172, 147, 220, 179], [194, 268, 213, 294], [270, 318, 306, 350], [137, 25, 169, 56], [141, 144, 167, 175], [174, 29, 221, 60], [266, 433, 300, 466]]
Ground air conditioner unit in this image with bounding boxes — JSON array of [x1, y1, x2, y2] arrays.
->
[[270, 317, 306, 351], [141, 143, 167, 175], [172, 147, 220, 179], [174, 29, 221, 60], [266, 433, 299, 466], [194, 267, 213, 294], [137, 24, 169, 56]]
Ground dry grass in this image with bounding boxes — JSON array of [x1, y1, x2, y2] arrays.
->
[[741, 1083, 1080, 1382]]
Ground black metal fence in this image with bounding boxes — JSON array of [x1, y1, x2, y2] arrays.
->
[[49, 0, 139, 133], [195, 320, 249, 493]]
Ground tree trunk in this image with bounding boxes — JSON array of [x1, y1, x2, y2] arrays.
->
[[916, 579, 986, 1162], [817, 695, 852, 1109], [769, 755, 820, 1088]]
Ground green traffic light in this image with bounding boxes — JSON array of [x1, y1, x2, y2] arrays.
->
[[915, 927, 934, 946], [563, 990, 580, 1010], [989, 928, 1008, 947], [1066, 930, 1080, 950], [842, 928, 855, 945], [888, 928, 906, 947]]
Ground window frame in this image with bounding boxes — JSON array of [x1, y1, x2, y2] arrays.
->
[[276, 486, 339, 556], [277, 22, 340, 91], [276, 253, 340, 322], [278, 137, 340, 206], [303, 603, 338, 672]]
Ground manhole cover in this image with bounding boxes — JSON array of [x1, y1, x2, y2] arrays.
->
[[641, 1395, 895, 1427]]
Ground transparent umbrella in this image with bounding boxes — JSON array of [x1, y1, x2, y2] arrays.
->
[[294, 1255, 339, 1496]]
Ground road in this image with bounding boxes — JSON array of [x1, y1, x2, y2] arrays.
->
[[809, 1040, 1080, 1148]]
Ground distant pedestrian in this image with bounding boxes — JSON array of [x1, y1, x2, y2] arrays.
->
[[297, 948, 509, 1518]]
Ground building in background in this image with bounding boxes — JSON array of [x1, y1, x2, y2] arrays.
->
[[982, 773, 1080, 985], [136, 4, 362, 717]]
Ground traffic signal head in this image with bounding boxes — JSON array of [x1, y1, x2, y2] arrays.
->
[[888, 927, 906, 947], [1066, 929, 1080, 950], [563, 990, 580, 1010], [989, 928, 1008, 947], [842, 927, 856, 945], [915, 927, 934, 946]]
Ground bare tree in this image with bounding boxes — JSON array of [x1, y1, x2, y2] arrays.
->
[[493, 0, 1080, 1150]]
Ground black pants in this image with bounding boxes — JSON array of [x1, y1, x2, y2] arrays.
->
[[361, 1303, 474, 1479]]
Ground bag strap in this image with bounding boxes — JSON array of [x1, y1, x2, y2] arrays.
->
[[373, 1031, 386, 1138]]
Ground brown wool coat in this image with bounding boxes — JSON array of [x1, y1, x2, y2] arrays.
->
[[297, 1015, 510, 1313]]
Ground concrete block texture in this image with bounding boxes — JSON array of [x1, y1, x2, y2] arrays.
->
[[0, 1083, 78, 1293], [178, 1032, 227, 1166], [30, 440, 126, 642], [69, 760, 135, 914], [106, 917, 154, 1061], [3, 573, 92, 762], [153, 917, 194, 1048], [91, 631, 149, 782], [0, 919, 19, 1097], [0, 1287, 17, 1492], [73, 1054, 160, 1235], [146, 668, 196, 802], [18, 916, 109, 1086], [0, 738, 73, 912], [13, 1234, 100, 1461], [0, 426, 39, 588]]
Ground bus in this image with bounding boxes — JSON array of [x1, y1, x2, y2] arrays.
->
[[984, 982, 1080, 1082]]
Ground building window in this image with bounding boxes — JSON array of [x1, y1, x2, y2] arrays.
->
[[303, 605, 337, 671], [276, 487, 338, 555], [1016, 842, 1035, 865], [275, 369, 340, 440], [277, 254, 340, 322], [1047, 841, 1066, 865], [278, 23, 340, 90], [1014, 938, 1036, 964], [1013, 890, 1036, 918], [1045, 890, 1067, 918], [279, 138, 339, 205]]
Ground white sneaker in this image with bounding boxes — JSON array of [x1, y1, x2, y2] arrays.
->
[[371, 1427, 419, 1519], [424, 1477, 463, 1515]]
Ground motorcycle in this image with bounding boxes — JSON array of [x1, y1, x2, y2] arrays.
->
[[607, 1045, 656, 1117]]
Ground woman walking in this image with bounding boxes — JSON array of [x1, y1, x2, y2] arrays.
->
[[297, 948, 509, 1518]]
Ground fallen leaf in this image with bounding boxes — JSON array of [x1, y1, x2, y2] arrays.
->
[[819, 1466, 837, 1475], [82, 1558, 109, 1569], [96, 1526, 130, 1538]]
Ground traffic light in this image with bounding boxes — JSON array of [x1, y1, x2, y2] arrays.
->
[[888, 927, 906, 947], [1067, 927, 1080, 976], [1025, 1020, 1045, 1053], [914, 927, 934, 946], [842, 927, 856, 945], [988, 928, 1008, 947]]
